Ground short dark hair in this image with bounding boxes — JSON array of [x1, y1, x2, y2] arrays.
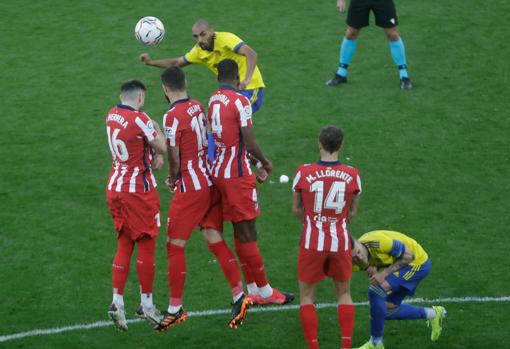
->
[[161, 67, 186, 91], [319, 126, 344, 153], [120, 80, 146, 93], [217, 59, 239, 83]]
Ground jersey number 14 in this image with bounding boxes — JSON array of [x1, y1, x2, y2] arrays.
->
[[310, 181, 346, 214]]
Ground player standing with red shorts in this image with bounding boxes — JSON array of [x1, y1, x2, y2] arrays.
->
[[155, 67, 250, 331], [292, 126, 362, 349], [105, 80, 167, 331], [207, 59, 294, 306]]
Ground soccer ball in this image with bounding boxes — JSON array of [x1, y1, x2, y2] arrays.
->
[[134, 16, 165, 46]]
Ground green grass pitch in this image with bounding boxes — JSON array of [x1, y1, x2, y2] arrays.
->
[[1, 0, 509, 348]]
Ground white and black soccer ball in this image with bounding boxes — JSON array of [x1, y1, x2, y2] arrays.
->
[[134, 16, 165, 46]]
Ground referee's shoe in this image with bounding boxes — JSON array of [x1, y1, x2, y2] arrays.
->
[[400, 77, 413, 90], [326, 73, 347, 86]]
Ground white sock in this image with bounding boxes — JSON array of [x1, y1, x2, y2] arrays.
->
[[370, 337, 383, 347], [258, 284, 273, 298], [425, 307, 436, 320], [233, 292, 244, 303], [112, 293, 124, 307], [168, 305, 182, 314], [141, 293, 153, 309], [247, 283, 259, 296]]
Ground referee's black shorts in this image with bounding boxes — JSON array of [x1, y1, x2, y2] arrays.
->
[[346, 0, 398, 29]]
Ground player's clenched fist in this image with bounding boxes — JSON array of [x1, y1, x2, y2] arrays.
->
[[140, 52, 151, 64]]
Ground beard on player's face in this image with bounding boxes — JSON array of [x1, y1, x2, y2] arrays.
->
[[199, 34, 214, 50]]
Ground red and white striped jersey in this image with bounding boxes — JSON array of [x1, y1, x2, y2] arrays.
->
[[105, 104, 158, 193], [293, 161, 362, 252], [163, 98, 212, 192], [207, 86, 253, 179]]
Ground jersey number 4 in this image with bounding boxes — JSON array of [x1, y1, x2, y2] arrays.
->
[[210, 104, 223, 138], [107, 127, 129, 161], [310, 181, 346, 214]]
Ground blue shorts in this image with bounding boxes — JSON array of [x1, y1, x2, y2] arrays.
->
[[385, 259, 431, 305], [238, 88, 264, 113]]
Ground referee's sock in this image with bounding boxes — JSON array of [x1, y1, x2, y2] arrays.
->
[[337, 38, 357, 77], [389, 38, 409, 79]]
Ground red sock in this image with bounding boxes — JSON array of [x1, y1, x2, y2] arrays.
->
[[300, 304, 319, 349], [234, 239, 255, 284], [234, 240, 268, 287], [208, 241, 243, 296], [338, 304, 355, 349], [136, 236, 156, 294], [112, 233, 135, 294], [167, 243, 186, 305]]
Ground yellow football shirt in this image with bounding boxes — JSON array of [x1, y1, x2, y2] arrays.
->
[[354, 230, 429, 271], [183, 32, 265, 90]]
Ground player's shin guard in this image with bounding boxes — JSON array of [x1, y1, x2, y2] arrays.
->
[[368, 285, 387, 339], [338, 304, 354, 349], [300, 304, 319, 349], [386, 304, 426, 320], [112, 234, 135, 294], [136, 236, 156, 294], [208, 241, 243, 296], [167, 243, 186, 307], [234, 240, 268, 288], [389, 38, 409, 78], [234, 239, 256, 285]]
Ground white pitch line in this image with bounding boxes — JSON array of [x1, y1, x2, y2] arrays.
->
[[1, 296, 509, 343]]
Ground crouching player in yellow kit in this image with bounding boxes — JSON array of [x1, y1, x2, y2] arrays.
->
[[351, 231, 446, 349]]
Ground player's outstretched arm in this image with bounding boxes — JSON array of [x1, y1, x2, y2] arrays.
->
[[140, 53, 188, 69], [237, 45, 257, 90], [149, 122, 167, 154], [240, 125, 272, 176], [292, 192, 304, 222]]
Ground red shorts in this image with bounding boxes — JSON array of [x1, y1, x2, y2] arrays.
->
[[199, 187, 224, 232], [298, 246, 352, 283], [106, 190, 160, 241], [167, 186, 214, 240], [213, 175, 260, 222]]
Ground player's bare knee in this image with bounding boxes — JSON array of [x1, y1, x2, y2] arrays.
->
[[384, 27, 400, 41], [167, 237, 186, 247], [201, 228, 223, 244], [345, 26, 360, 40], [233, 221, 257, 242]]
